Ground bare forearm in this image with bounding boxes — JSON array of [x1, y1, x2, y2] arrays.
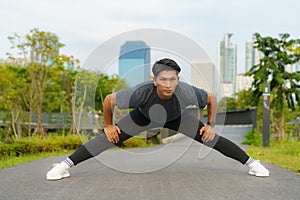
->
[[207, 93, 217, 123], [103, 93, 116, 127]]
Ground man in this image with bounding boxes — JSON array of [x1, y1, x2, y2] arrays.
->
[[46, 58, 269, 180]]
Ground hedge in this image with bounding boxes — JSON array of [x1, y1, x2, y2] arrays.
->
[[0, 135, 84, 157]]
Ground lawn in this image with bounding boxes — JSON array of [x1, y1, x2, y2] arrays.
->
[[246, 140, 300, 174]]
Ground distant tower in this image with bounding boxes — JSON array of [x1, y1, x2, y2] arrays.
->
[[245, 35, 263, 72], [236, 73, 253, 92], [118, 41, 150, 86], [191, 59, 216, 93], [218, 33, 237, 96]]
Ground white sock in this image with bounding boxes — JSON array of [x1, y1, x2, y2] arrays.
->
[[61, 157, 74, 168], [245, 157, 256, 166]]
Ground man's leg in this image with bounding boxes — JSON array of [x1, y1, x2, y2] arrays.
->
[[164, 109, 250, 164], [69, 108, 158, 165], [46, 108, 159, 180], [164, 110, 270, 176]]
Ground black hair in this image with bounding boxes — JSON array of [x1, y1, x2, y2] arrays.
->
[[152, 58, 181, 77]]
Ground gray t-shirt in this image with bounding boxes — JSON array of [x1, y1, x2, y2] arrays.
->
[[116, 81, 208, 122]]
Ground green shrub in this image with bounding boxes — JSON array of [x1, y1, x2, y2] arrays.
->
[[0, 134, 84, 157], [122, 137, 154, 148], [242, 129, 262, 146]]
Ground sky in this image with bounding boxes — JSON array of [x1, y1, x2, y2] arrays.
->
[[0, 0, 299, 74]]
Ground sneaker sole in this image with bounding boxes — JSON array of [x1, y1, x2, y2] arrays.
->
[[47, 174, 70, 181], [249, 171, 270, 177]]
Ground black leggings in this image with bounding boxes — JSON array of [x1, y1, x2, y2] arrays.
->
[[69, 108, 249, 165]]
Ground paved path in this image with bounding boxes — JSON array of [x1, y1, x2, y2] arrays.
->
[[1, 126, 299, 200]]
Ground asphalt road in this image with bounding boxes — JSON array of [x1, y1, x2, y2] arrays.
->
[[1, 126, 299, 200]]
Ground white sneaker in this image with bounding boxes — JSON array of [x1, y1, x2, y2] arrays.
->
[[46, 163, 70, 181], [248, 160, 270, 177]]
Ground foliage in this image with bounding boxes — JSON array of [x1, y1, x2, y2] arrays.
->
[[218, 97, 238, 111], [0, 134, 85, 157], [1, 29, 127, 137], [6, 28, 65, 135], [246, 33, 300, 140], [242, 129, 262, 146], [235, 89, 257, 109], [95, 74, 129, 111], [122, 137, 156, 149]]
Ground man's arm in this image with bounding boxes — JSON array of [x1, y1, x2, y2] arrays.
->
[[103, 93, 121, 143], [207, 92, 217, 124], [199, 92, 217, 142]]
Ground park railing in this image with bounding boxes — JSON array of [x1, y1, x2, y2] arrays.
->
[[0, 111, 101, 130], [0, 107, 257, 134]]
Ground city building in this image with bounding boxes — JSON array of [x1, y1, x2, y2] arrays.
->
[[236, 73, 253, 92], [220, 82, 234, 98], [191, 59, 217, 93], [245, 35, 263, 72], [218, 33, 237, 96], [118, 41, 150, 86]]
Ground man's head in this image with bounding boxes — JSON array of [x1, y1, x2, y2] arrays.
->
[[152, 58, 181, 100], [152, 58, 181, 78]]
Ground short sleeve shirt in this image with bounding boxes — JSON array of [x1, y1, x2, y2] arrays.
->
[[116, 81, 208, 122]]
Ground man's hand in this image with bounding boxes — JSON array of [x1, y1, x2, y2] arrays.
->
[[199, 125, 216, 142], [104, 125, 121, 143]]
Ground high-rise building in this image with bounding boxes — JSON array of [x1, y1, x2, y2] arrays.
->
[[118, 41, 150, 87], [218, 33, 237, 96], [245, 35, 263, 72], [191, 59, 216, 93], [220, 82, 233, 98], [236, 73, 253, 92]]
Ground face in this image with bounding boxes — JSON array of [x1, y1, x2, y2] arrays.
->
[[153, 70, 179, 100]]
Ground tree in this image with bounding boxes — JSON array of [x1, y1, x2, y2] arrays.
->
[[74, 69, 98, 134], [217, 97, 238, 112], [235, 89, 256, 110], [246, 33, 300, 140], [52, 55, 79, 134], [7, 28, 64, 135], [95, 74, 129, 111]]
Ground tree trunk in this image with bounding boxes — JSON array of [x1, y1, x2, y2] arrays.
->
[[11, 112, 18, 139], [76, 85, 88, 135], [35, 87, 45, 135], [64, 73, 76, 134], [279, 110, 285, 140]]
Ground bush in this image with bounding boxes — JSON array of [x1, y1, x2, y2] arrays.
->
[[0, 134, 84, 157], [242, 129, 262, 146], [122, 137, 154, 148]]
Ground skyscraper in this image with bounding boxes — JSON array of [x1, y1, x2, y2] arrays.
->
[[245, 35, 263, 72], [191, 59, 216, 93], [218, 33, 237, 96], [118, 41, 150, 87], [236, 73, 253, 92]]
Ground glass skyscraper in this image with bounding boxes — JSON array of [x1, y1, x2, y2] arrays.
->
[[218, 33, 237, 96], [245, 35, 262, 72], [118, 41, 150, 87]]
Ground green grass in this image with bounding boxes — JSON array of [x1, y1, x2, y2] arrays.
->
[[0, 150, 72, 169], [246, 140, 300, 174]]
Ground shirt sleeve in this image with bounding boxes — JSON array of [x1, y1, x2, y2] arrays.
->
[[115, 81, 152, 109], [116, 86, 139, 109], [192, 86, 208, 109]]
